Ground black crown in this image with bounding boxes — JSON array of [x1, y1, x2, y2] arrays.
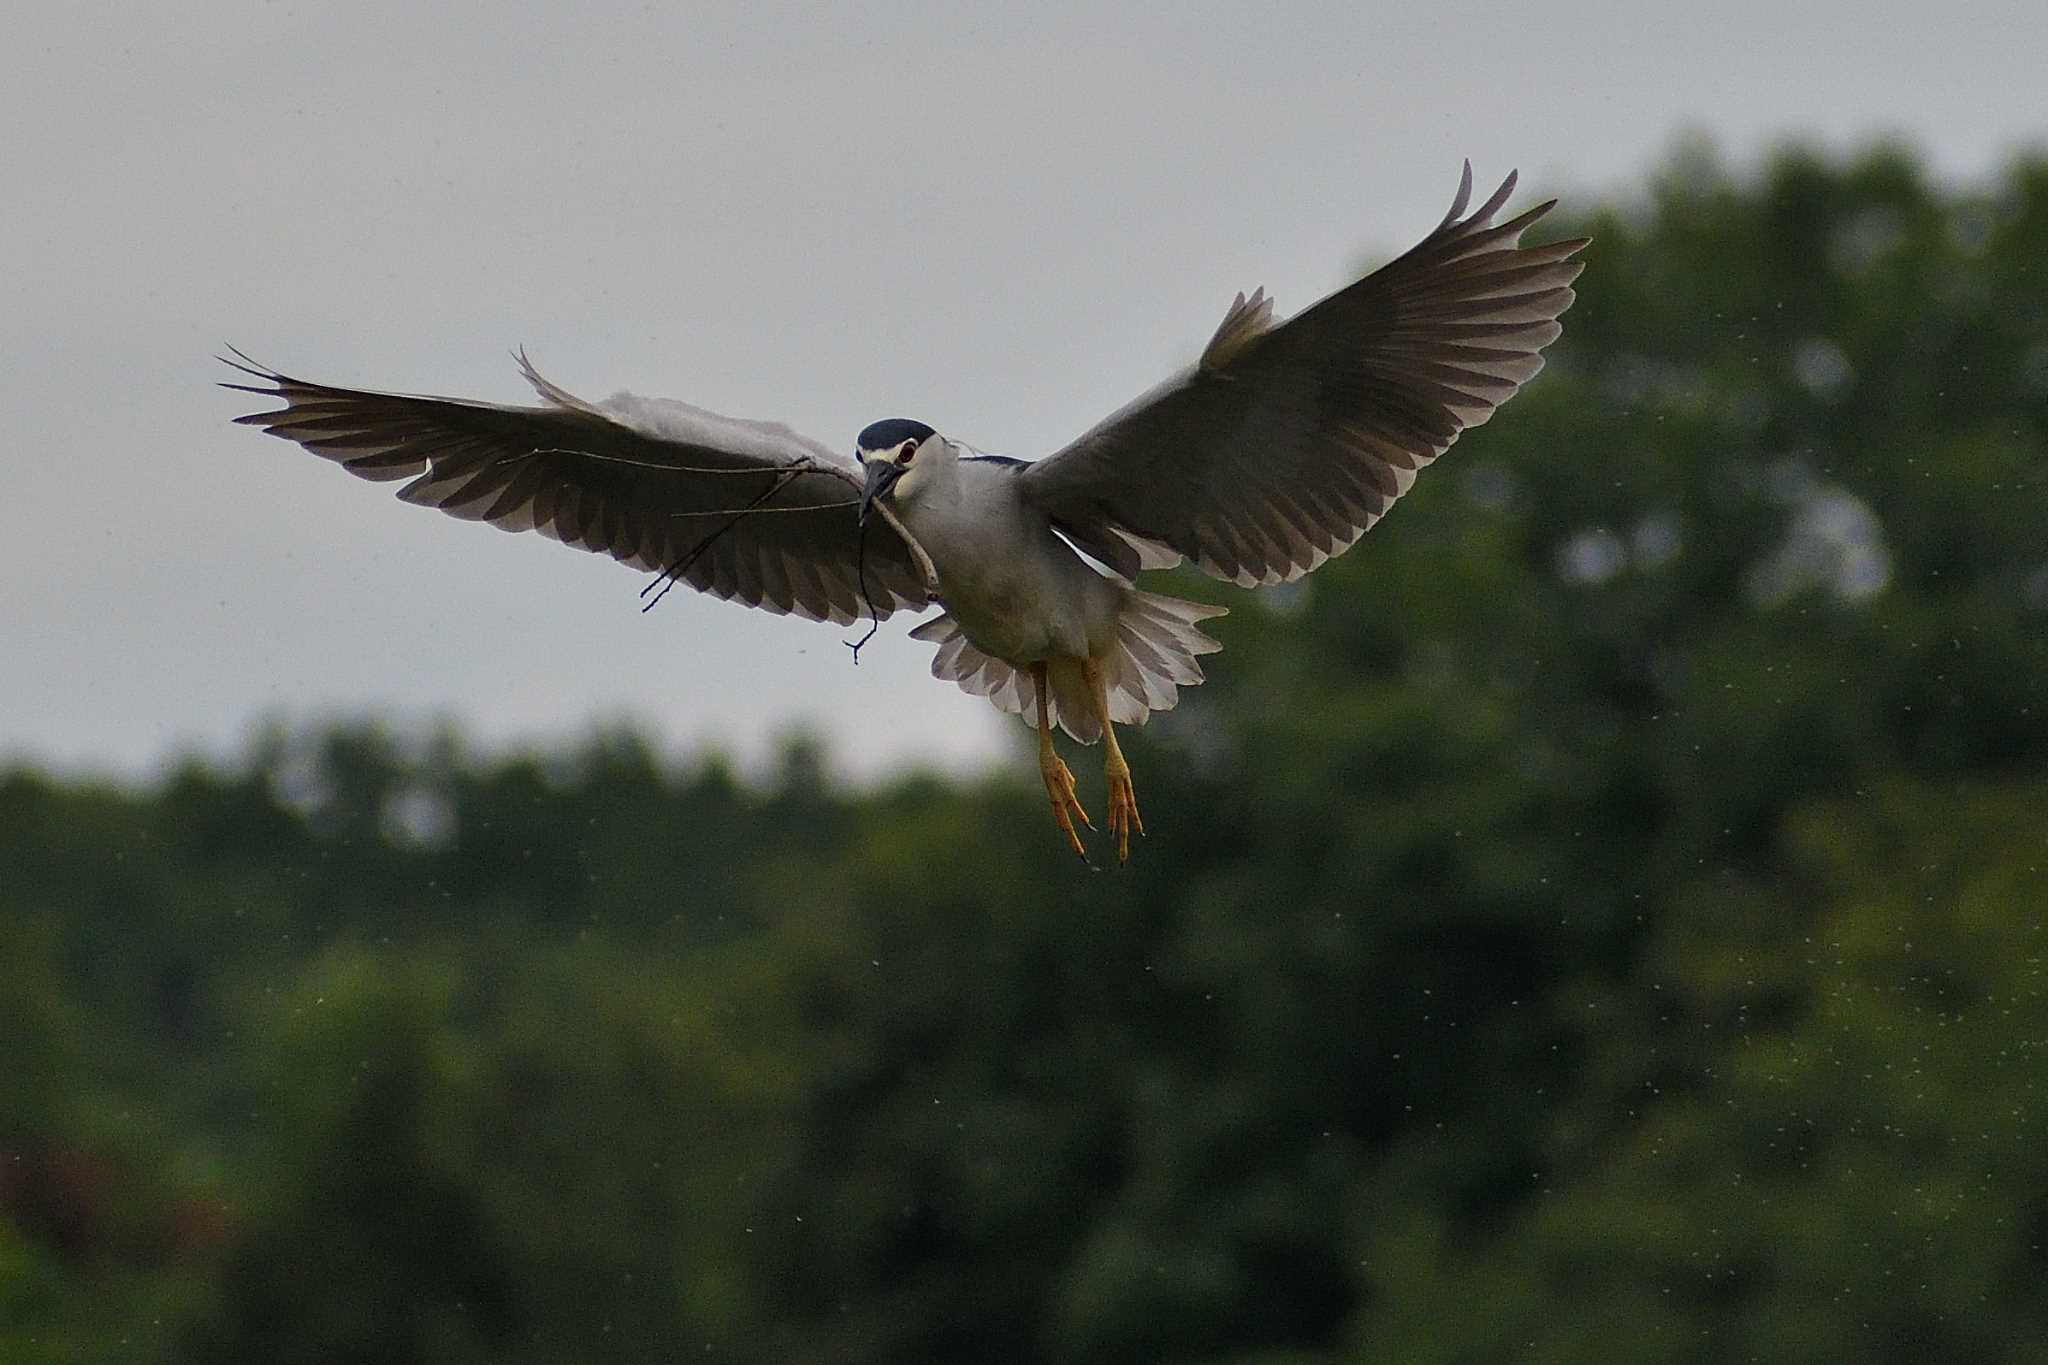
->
[[857, 418, 935, 453]]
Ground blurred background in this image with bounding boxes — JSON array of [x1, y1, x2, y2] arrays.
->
[[4, 3, 2046, 1362]]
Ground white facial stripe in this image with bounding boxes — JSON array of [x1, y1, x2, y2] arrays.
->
[[893, 444, 928, 501], [857, 438, 918, 463]]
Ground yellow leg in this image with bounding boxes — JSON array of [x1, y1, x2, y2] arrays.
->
[[1082, 658, 1144, 864], [1033, 662, 1091, 860]]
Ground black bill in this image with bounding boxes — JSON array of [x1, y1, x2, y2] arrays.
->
[[857, 459, 904, 526]]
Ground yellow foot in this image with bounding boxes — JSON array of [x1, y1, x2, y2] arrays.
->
[[1105, 759, 1144, 865], [1040, 752, 1093, 860]]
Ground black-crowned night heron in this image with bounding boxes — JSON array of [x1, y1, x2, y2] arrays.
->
[[226, 164, 1585, 864]]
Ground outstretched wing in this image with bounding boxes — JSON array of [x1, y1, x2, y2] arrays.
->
[[224, 350, 932, 624], [1018, 163, 1588, 585]]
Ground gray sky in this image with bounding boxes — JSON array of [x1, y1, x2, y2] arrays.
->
[[4, 0, 2041, 782]]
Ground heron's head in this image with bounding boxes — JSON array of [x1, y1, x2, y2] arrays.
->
[[855, 418, 938, 525]]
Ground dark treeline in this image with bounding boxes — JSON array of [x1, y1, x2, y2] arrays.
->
[[5, 144, 2047, 1363]]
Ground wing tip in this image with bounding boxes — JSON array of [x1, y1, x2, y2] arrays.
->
[[515, 348, 604, 415], [1437, 159, 1477, 230], [1471, 168, 1519, 227], [1199, 284, 1280, 370], [217, 344, 285, 385], [218, 346, 296, 423], [1436, 162, 1523, 234]]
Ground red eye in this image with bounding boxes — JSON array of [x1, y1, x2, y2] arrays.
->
[[898, 442, 917, 464]]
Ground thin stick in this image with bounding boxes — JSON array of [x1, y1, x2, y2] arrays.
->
[[667, 499, 856, 518], [640, 467, 802, 612], [843, 519, 882, 665], [512, 446, 803, 476]]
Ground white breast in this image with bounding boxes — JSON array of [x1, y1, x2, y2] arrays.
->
[[900, 461, 1126, 664]]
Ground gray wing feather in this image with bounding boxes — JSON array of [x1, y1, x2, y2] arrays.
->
[[1018, 163, 1589, 586], [223, 350, 931, 624]]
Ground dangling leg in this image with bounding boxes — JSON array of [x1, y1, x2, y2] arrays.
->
[[1082, 657, 1144, 864], [1033, 661, 1091, 860]]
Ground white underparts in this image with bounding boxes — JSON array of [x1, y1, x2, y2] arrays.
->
[[910, 591, 1226, 744]]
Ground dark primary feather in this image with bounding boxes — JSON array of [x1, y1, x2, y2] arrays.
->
[[223, 350, 930, 625], [1018, 163, 1589, 585]]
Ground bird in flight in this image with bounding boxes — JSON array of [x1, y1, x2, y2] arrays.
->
[[226, 163, 1585, 865]]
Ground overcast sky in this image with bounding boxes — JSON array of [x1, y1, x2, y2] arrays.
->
[[4, 0, 2041, 783]]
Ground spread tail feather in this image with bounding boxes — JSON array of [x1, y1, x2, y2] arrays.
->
[[911, 591, 1226, 743]]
